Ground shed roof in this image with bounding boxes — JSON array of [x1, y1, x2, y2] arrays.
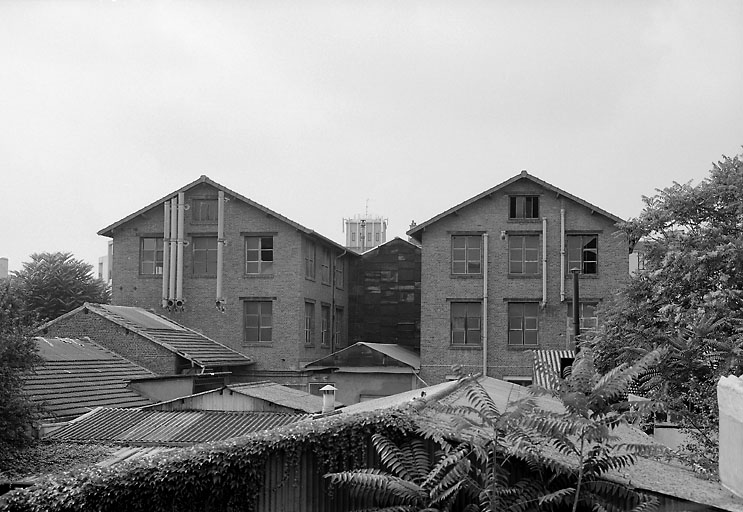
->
[[26, 337, 155, 420], [97, 175, 351, 253], [407, 170, 624, 241], [38, 303, 254, 370], [45, 407, 309, 446], [304, 342, 420, 371]]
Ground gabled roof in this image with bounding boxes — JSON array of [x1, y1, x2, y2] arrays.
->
[[97, 175, 350, 253], [407, 170, 624, 241], [142, 381, 339, 414], [26, 337, 155, 419], [358, 236, 421, 256], [45, 407, 310, 446], [39, 303, 254, 370], [303, 342, 420, 372]]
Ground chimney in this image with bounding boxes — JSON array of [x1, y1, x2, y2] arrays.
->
[[718, 375, 743, 498], [320, 384, 337, 414]]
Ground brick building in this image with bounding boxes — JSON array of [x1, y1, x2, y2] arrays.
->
[[98, 176, 356, 386], [347, 237, 421, 350], [407, 171, 628, 385]]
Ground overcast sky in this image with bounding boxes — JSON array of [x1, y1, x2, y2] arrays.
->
[[1, 1, 741, 274]]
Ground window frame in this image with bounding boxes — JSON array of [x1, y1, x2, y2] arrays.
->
[[508, 302, 539, 346], [567, 301, 599, 342], [192, 236, 218, 276], [320, 247, 331, 285], [304, 301, 315, 346], [567, 234, 598, 275], [321, 304, 331, 347], [451, 235, 483, 275], [191, 198, 219, 223], [243, 300, 273, 344], [139, 237, 164, 276], [509, 195, 540, 219], [245, 235, 274, 275], [508, 234, 540, 275], [304, 238, 316, 280], [450, 301, 482, 346]]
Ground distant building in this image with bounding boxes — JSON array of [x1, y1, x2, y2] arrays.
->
[[0, 257, 8, 279], [344, 214, 388, 252], [98, 241, 113, 285]]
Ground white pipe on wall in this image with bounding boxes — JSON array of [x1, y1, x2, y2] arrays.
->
[[482, 233, 489, 377], [560, 208, 566, 302], [542, 217, 548, 307], [216, 190, 225, 310], [168, 198, 177, 305], [162, 201, 171, 308], [176, 192, 185, 307]]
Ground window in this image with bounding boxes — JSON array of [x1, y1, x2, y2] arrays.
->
[[192, 236, 217, 275], [451, 235, 482, 275], [509, 235, 539, 274], [451, 302, 482, 345], [245, 236, 273, 274], [508, 302, 539, 346], [192, 198, 218, 222], [509, 196, 539, 219], [320, 247, 331, 284], [567, 301, 598, 343], [567, 235, 598, 274], [304, 239, 316, 279], [243, 301, 272, 343], [335, 259, 344, 289], [375, 233, 380, 242], [140, 237, 164, 275], [351, 232, 356, 242], [334, 307, 344, 347], [304, 302, 315, 345], [321, 305, 330, 347]]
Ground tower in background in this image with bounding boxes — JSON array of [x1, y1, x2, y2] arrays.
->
[[343, 214, 388, 252]]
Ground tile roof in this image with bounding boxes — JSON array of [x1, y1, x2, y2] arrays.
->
[[26, 337, 155, 420], [407, 170, 623, 241], [41, 303, 254, 370], [45, 407, 310, 446]]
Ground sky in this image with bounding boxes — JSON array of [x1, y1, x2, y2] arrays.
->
[[1, 1, 741, 274]]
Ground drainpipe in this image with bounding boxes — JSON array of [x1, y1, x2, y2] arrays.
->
[[572, 268, 581, 352], [162, 201, 171, 309], [168, 198, 177, 308], [482, 233, 488, 377], [216, 190, 225, 311], [542, 217, 547, 307], [175, 192, 185, 311], [560, 208, 566, 302]]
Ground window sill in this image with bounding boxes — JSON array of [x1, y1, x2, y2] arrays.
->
[[191, 274, 217, 279], [449, 345, 482, 350], [507, 218, 541, 223], [450, 274, 483, 279], [507, 274, 541, 279], [137, 274, 163, 278], [242, 342, 273, 347], [243, 273, 275, 279], [564, 274, 599, 279], [507, 345, 539, 350]]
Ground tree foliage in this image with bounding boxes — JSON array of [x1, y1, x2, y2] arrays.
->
[[592, 153, 743, 474], [12, 252, 110, 324]]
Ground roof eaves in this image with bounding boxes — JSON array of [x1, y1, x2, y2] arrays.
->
[[406, 171, 623, 240]]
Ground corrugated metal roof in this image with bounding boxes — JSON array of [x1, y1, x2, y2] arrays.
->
[[26, 337, 155, 419], [45, 407, 310, 446], [532, 350, 575, 389], [84, 304, 254, 369], [304, 342, 420, 370]]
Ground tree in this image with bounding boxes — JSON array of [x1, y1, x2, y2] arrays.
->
[[12, 252, 110, 323], [592, 153, 743, 474], [0, 280, 42, 449]]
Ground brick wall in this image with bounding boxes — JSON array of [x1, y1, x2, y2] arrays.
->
[[418, 179, 629, 384], [107, 182, 351, 376], [40, 310, 180, 375]]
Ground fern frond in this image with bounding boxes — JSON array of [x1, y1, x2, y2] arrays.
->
[[537, 487, 575, 506]]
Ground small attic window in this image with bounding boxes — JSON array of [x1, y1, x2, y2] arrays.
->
[[192, 198, 218, 222], [509, 196, 539, 219]]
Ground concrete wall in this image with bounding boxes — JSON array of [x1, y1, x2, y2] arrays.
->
[[417, 177, 629, 384], [310, 371, 416, 405], [718, 375, 743, 498], [106, 182, 351, 377]]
